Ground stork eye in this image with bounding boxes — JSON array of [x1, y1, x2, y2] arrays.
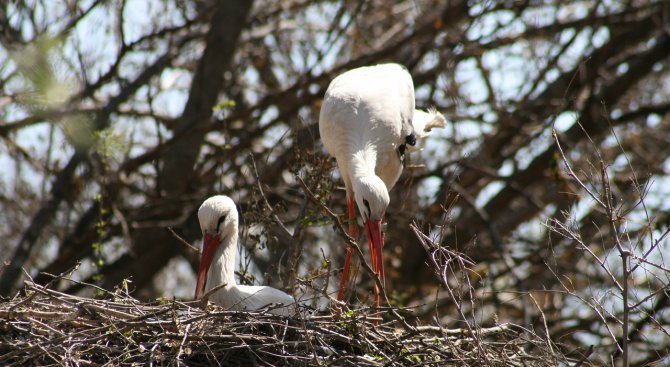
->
[[363, 199, 371, 217], [216, 215, 226, 231], [405, 132, 416, 146]]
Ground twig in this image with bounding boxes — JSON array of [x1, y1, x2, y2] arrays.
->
[[195, 282, 228, 308], [599, 157, 630, 367], [167, 226, 201, 254], [414, 323, 513, 336], [529, 293, 555, 358], [546, 219, 623, 291], [573, 345, 594, 367], [249, 154, 294, 240], [175, 323, 191, 363], [552, 129, 605, 208]]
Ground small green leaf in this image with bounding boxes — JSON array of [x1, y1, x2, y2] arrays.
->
[[213, 99, 236, 111]]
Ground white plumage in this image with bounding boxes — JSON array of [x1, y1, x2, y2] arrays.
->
[[194, 195, 295, 316], [319, 63, 446, 307]]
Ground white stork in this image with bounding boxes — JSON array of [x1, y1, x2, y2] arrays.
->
[[194, 195, 295, 316], [319, 63, 446, 308]]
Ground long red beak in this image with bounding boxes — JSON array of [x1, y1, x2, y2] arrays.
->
[[195, 233, 220, 299], [364, 218, 385, 307]]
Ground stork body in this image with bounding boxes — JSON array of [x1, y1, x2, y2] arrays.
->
[[319, 63, 445, 307], [195, 195, 295, 316]]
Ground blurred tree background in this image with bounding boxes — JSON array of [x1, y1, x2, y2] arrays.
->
[[1, 0, 669, 364]]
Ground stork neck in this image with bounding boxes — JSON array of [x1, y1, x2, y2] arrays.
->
[[348, 147, 377, 180], [207, 230, 238, 292]]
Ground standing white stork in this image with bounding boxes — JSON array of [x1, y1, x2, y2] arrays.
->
[[194, 195, 295, 316], [319, 63, 446, 308]]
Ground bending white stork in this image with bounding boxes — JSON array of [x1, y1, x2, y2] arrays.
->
[[194, 195, 295, 316], [319, 63, 446, 308]]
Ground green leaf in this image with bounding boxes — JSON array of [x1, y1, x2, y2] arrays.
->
[[213, 99, 236, 111]]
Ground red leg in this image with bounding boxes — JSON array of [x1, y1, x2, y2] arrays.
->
[[337, 247, 352, 302], [337, 195, 358, 302]]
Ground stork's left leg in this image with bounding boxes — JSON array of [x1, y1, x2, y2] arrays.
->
[[337, 195, 358, 302]]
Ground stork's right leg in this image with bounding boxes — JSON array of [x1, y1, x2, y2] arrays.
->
[[337, 195, 358, 301]]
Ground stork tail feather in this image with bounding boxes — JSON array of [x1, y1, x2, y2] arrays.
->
[[412, 108, 447, 139]]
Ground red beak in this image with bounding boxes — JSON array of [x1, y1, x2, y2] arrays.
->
[[195, 233, 220, 299], [364, 218, 385, 306]]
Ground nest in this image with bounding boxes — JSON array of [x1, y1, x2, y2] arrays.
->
[[1, 281, 563, 366]]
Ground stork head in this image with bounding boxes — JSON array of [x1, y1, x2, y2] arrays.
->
[[195, 195, 238, 299], [353, 175, 389, 222], [352, 176, 388, 269]]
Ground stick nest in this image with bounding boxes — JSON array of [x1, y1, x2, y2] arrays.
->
[[1, 281, 563, 366]]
